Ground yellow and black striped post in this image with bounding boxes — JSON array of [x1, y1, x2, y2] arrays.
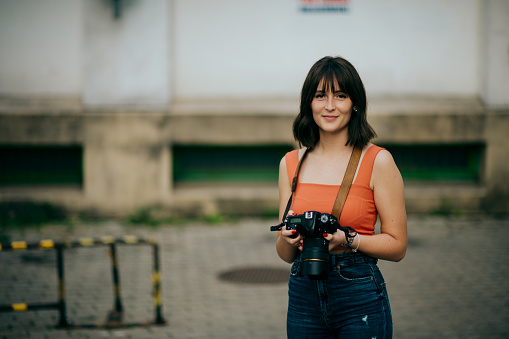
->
[[108, 242, 124, 324], [152, 242, 166, 324], [56, 244, 71, 327]]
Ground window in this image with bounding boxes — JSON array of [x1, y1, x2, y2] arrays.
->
[[0, 145, 83, 186], [381, 143, 484, 182], [172, 145, 293, 183]]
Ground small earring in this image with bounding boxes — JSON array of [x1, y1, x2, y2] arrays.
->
[[353, 108, 358, 113]]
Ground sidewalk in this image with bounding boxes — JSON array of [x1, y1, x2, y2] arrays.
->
[[1, 215, 508, 338]]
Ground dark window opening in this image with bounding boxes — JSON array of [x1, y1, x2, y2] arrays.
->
[[172, 143, 484, 185], [0, 145, 83, 187], [381, 143, 484, 182], [172, 145, 293, 183]]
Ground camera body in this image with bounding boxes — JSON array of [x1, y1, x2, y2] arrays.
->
[[271, 211, 353, 280], [284, 211, 339, 238]]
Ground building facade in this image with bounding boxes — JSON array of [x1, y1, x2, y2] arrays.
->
[[1, 0, 508, 216]]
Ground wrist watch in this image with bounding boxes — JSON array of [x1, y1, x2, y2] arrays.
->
[[341, 230, 357, 248]]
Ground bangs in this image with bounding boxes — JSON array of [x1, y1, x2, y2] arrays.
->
[[317, 64, 351, 95]]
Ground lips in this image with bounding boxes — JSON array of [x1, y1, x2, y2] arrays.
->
[[322, 115, 338, 121]]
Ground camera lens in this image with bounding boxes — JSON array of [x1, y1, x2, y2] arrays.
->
[[300, 238, 330, 280]]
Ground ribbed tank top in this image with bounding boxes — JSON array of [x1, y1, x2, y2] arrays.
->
[[285, 145, 383, 235]]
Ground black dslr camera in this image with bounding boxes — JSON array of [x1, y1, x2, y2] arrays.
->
[[271, 211, 356, 280]]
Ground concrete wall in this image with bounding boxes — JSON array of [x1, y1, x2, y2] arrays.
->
[[1, 0, 508, 216], [1, 99, 508, 215]]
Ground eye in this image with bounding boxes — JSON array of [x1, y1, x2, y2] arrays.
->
[[336, 92, 348, 99], [314, 92, 325, 99]]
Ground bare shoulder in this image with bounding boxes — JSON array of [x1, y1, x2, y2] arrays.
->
[[374, 148, 396, 168], [297, 147, 307, 160], [371, 148, 403, 188], [279, 155, 287, 171]]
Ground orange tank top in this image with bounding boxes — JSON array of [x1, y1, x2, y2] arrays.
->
[[285, 145, 383, 235]]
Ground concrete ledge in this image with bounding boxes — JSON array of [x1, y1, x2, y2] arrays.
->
[[367, 96, 484, 115], [173, 183, 279, 217], [0, 182, 492, 216], [405, 183, 487, 214], [172, 182, 489, 216]]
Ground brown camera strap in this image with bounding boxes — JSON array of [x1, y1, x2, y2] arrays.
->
[[331, 146, 362, 219], [281, 146, 362, 222]]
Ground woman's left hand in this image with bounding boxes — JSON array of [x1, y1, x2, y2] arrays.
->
[[323, 231, 347, 251]]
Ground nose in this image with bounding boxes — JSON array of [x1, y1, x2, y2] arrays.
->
[[325, 96, 334, 111]]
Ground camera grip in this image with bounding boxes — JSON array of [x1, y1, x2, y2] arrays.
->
[[270, 224, 283, 231], [285, 224, 299, 238], [269, 224, 299, 238]]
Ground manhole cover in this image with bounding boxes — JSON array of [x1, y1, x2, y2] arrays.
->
[[218, 267, 289, 284]]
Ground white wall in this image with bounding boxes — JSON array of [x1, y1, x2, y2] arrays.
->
[[0, 0, 82, 96], [482, 0, 509, 108], [82, 0, 171, 108], [0, 0, 490, 103], [174, 0, 481, 99]]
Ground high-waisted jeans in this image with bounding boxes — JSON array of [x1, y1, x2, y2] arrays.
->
[[287, 251, 392, 339]]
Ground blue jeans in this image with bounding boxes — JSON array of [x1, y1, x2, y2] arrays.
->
[[287, 251, 393, 338]]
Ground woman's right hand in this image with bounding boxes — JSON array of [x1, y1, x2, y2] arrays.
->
[[280, 210, 304, 251]]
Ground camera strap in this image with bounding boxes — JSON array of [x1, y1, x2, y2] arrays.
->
[[281, 146, 362, 223], [281, 147, 310, 222], [331, 146, 362, 220]]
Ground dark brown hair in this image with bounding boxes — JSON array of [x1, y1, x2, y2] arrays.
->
[[293, 56, 376, 149]]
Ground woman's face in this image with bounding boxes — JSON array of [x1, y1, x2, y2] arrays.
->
[[311, 78, 354, 135]]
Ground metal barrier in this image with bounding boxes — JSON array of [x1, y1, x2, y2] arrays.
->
[[0, 235, 166, 328]]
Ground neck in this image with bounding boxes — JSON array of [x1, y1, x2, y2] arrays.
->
[[314, 131, 351, 155]]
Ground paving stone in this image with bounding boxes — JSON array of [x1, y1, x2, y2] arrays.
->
[[0, 216, 508, 338]]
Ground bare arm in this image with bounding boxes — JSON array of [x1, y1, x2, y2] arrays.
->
[[326, 150, 407, 261], [359, 150, 407, 261], [275, 157, 303, 263]]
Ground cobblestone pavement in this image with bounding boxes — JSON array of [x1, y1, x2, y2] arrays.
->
[[1, 215, 508, 338]]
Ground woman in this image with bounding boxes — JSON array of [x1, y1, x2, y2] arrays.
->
[[276, 56, 407, 338]]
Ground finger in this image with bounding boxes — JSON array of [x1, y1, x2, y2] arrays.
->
[[297, 239, 304, 250], [323, 233, 332, 241], [282, 229, 298, 238], [281, 228, 293, 235], [288, 210, 296, 216]]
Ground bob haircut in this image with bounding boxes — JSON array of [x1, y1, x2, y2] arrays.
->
[[293, 56, 376, 149]]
